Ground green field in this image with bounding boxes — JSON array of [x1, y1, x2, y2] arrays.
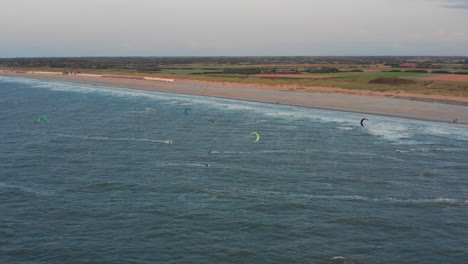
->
[[2, 64, 468, 98], [302, 72, 426, 78]]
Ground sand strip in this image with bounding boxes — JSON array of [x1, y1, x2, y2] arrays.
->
[[1, 72, 467, 124]]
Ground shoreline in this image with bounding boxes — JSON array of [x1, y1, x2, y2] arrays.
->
[[1, 72, 467, 124]]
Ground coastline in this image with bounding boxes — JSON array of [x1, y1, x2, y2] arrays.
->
[[2, 72, 467, 124]]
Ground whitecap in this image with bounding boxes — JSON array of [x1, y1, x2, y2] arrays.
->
[[332, 256, 363, 264], [336, 127, 354, 130]]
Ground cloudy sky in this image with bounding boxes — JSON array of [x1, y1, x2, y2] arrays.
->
[[1, 0, 467, 57]]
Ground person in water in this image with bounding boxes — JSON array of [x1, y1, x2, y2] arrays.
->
[[208, 150, 212, 154], [205, 163, 210, 167]]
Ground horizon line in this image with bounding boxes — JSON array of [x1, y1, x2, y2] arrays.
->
[[1, 55, 467, 59]]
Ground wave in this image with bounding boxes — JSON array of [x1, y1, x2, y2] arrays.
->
[[332, 256, 363, 264], [53, 133, 173, 144], [257, 149, 303, 154], [336, 127, 354, 130], [409, 148, 445, 152], [365, 122, 415, 142], [395, 198, 468, 206], [1, 75, 188, 101], [162, 163, 211, 167], [78, 181, 137, 192], [395, 147, 467, 154], [193, 188, 468, 206], [0, 182, 51, 196]]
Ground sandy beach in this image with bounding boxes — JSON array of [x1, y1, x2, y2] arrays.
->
[[2, 72, 467, 124]]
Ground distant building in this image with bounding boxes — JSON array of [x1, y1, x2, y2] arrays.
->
[[144, 77, 174, 82]]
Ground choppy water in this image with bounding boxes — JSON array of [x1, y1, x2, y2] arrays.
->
[[1, 75, 467, 264]]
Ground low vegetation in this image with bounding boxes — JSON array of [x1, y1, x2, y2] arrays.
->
[[1, 56, 467, 97], [369, 78, 416, 85]]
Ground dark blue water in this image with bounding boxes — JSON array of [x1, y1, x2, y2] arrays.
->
[[1, 76, 467, 264]]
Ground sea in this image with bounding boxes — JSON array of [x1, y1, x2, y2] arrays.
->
[[1, 75, 467, 264]]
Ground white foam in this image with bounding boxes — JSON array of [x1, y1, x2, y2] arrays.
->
[[409, 148, 444, 152], [200, 188, 468, 206], [420, 124, 468, 141], [331, 256, 362, 264], [365, 121, 414, 142], [419, 198, 468, 205], [336, 127, 354, 130]]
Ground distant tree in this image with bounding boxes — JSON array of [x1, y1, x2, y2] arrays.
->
[[431, 70, 451, 74], [404, 70, 428, 73], [307, 66, 339, 73], [223, 68, 262, 74]]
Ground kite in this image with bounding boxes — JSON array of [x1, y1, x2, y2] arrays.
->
[[184, 108, 192, 116], [360, 118, 368, 127], [250, 132, 260, 142], [37, 116, 50, 123]]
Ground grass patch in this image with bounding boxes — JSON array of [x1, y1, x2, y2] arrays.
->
[[369, 78, 416, 85], [302, 72, 425, 78]]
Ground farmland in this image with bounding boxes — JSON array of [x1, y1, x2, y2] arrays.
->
[[1, 56, 467, 97]]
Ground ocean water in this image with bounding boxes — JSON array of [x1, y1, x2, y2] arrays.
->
[[1, 75, 467, 264]]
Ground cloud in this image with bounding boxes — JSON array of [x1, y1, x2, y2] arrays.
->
[[444, 0, 468, 8]]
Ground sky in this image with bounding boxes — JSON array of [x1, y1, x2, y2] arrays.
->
[[1, 0, 467, 57]]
